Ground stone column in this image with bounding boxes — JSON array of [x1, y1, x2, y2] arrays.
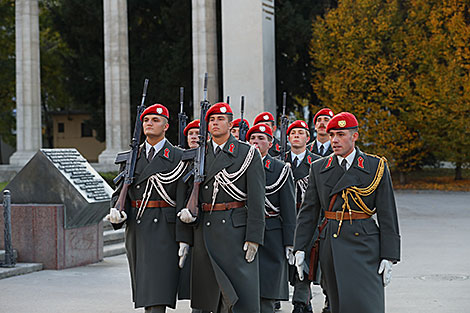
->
[[192, 0, 219, 118], [221, 0, 276, 123], [98, 0, 131, 165], [10, 0, 42, 166]]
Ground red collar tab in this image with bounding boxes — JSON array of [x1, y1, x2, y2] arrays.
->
[[307, 155, 312, 164], [265, 159, 271, 169], [228, 143, 235, 153], [357, 156, 364, 168], [326, 156, 333, 168], [163, 148, 170, 159]]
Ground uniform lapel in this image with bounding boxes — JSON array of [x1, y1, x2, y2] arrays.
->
[[204, 135, 236, 182], [135, 140, 173, 185], [329, 148, 371, 196]]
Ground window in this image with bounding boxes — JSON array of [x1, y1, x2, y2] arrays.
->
[[58, 123, 64, 133], [81, 123, 93, 137]]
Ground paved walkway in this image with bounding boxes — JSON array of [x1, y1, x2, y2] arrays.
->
[[0, 191, 469, 313]]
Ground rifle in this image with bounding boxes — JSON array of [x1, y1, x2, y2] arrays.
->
[[178, 87, 188, 148], [279, 91, 289, 162], [185, 73, 211, 217], [226, 95, 230, 104], [113, 79, 149, 212], [238, 96, 249, 142]]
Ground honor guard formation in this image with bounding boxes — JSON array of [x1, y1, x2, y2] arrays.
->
[[105, 78, 401, 313]]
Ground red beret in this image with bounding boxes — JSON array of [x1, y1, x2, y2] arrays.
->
[[232, 118, 250, 129], [313, 108, 334, 124], [140, 104, 169, 121], [254, 112, 275, 125], [287, 120, 309, 135], [326, 112, 358, 133], [205, 102, 233, 122], [183, 119, 200, 136], [246, 123, 273, 140]]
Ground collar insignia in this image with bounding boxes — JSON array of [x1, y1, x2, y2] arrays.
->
[[357, 156, 364, 168], [164, 148, 170, 159], [326, 156, 333, 168], [265, 159, 271, 169], [229, 143, 235, 153]]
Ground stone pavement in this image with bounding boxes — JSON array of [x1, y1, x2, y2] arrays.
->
[[0, 190, 469, 313]]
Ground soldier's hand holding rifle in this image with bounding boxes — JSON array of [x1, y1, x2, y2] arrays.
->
[[177, 208, 196, 223], [378, 259, 393, 287], [104, 208, 127, 224], [295, 250, 306, 281], [243, 241, 259, 263]]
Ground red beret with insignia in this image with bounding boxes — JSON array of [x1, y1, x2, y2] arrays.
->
[[254, 112, 275, 125], [205, 102, 233, 122], [326, 112, 358, 133], [313, 108, 334, 124], [183, 119, 200, 136], [140, 104, 169, 121], [287, 120, 310, 135], [232, 118, 250, 129], [246, 123, 273, 139]]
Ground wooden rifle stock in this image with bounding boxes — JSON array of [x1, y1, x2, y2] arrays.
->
[[116, 183, 130, 213], [186, 182, 201, 216]]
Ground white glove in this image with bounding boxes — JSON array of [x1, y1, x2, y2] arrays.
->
[[178, 242, 190, 268], [285, 246, 295, 265], [295, 251, 306, 281], [104, 208, 127, 224], [177, 208, 196, 223], [243, 241, 259, 263], [378, 259, 393, 287]]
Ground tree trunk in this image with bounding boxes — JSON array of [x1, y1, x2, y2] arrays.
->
[[455, 163, 463, 180], [399, 171, 407, 185]]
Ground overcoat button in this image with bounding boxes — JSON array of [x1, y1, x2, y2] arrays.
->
[[206, 221, 211, 227], [222, 219, 226, 224], [354, 232, 359, 236], [136, 185, 140, 189], [204, 185, 209, 190], [154, 218, 158, 223], [333, 234, 337, 238], [137, 220, 141, 224]]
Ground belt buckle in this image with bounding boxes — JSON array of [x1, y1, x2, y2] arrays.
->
[[335, 211, 342, 221]]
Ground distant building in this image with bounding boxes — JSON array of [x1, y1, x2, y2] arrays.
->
[[52, 112, 105, 162]]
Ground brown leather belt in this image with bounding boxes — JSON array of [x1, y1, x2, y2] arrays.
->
[[131, 200, 171, 208], [202, 201, 246, 212], [325, 210, 371, 221]]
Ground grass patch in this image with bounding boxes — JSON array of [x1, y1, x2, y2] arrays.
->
[[0, 181, 8, 191], [99, 171, 118, 189], [392, 168, 470, 192]]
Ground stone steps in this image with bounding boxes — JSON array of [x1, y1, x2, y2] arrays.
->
[[0, 250, 43, 280], [102, 221, 125, 258]]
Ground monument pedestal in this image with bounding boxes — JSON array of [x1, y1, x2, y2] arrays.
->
[[0, 204, 103, 269]]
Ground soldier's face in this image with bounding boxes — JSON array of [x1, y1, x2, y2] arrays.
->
[[187, 128, 199, 149], [249, 133, 273, 157], [209, 114, 232, 138], [315, 115, 331, 136], [288, 128, 310, 149], [143, 115, 169, 138], [230, 127, 240, 140], [329, 129, 358, 157]]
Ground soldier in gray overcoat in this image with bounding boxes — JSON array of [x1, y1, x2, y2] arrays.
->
[[307, 108, 334, 157], [285, 120, 320, 313], [105, 104, 192, 312], [178, 102, 266, 313], [247, 123, 296, 313], [294, 112, 400, 313]]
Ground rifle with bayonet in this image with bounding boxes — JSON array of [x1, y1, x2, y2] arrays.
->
[[184, 73, 211, 217], [113, 79, 149, 213], [238, 96, 249, 142], [279, 91, 289, 162], [178, 87, 188, 148]]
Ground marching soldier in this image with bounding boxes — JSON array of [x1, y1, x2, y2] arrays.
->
[[294, 112, 400, 313], [286, 120, 320, 313], [178, 102, 266, 313], [184, 119, 200, 149], [105, 104, 192, 312], [253, 112, 282, 157], [247, 123, 296, 313], [307, 108, 334, 157], [230, 118, 250, 140]]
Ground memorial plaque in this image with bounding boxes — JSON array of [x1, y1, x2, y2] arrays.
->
[[4, 149, 113, 228]]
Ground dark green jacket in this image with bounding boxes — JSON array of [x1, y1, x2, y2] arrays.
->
[[258, 154, 296, 300], [111, 140, 191, 308], [190, 135, 265, 313], [294, 147, 400, 313]]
